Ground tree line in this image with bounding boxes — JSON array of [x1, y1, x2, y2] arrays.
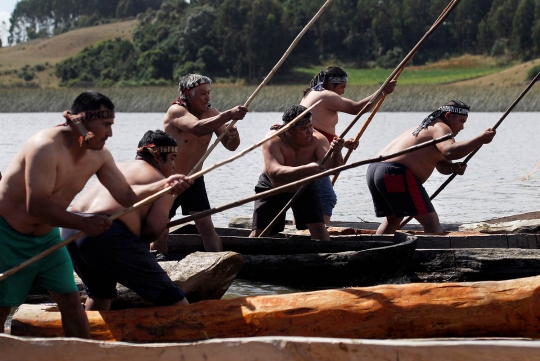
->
[[10, 0, 540, 85]]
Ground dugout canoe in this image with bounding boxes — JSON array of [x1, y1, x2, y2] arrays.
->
[[24, 251, 243, 308], [12, 275, 540, 342], [4, 334, 540, 361], [168, 224, 417, 288]]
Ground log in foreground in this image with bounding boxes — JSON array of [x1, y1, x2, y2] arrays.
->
[[4, 334, 540, 361], [24, 251, 243, 307], [12, 275, 540, 342]]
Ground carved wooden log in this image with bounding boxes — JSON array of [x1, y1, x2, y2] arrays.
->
[[12, 275, 540, 342], [24, 251, 243, 307]]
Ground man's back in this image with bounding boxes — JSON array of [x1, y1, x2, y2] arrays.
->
[[71, 159, 170, 238]]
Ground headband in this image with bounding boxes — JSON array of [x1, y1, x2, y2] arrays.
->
[[137, 144, 177, 156], [312, 71, 348, 91], [270, 116, 312, 130], [61, 109, 115, 146], [412, 103, 469, 136]]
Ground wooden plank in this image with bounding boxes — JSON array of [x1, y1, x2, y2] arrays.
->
[[450, 235, 508, 249], [415, 235, 451, 249], [4, 334, 540, 361]]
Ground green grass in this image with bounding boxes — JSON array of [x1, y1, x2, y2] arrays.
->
[[295, 66, 510, 85], [1, 83, 539, 113]]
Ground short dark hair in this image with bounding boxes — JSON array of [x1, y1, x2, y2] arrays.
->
[[70, 91, 114, 114], [137, 130, 177, 161], [282, 104, 311, 124]]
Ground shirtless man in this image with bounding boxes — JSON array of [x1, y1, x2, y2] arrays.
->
[[0, 91, 190, 337], [250, 104, 344, 240], [366, 100, 496, 234], [300, 66, 397, 223], [162, 74, 247, 252], [62, 130, 191, 311]]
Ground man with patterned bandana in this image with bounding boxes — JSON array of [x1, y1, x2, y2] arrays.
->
[[161, 74, 248, 253], [0, 91, 191, 338], [366, 100, 496, 234], [300, 66, 397, 224]]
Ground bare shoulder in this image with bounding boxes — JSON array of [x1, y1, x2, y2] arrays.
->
[[312, 129, 330, 145], [165, 104, 189, 122]]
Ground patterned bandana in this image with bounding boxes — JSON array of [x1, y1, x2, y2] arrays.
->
[[312, 72, 348, 91], [177, 74, 212, 103], [60, 109, 115, 147], [137, 144, 177, 156], [412, 102, 469, 136], [270, 116, 312, 130]]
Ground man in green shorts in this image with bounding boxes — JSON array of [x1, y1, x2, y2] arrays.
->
[[0, 91, 191, 337]]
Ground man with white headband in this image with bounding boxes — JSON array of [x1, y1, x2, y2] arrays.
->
[[162, 74, 248, 252], [0, 92, 191, 338], [300, 66, 397, 224], [366, 100, 496, 234], [250, 104, 344, 240], [62, 130, 192, 311]]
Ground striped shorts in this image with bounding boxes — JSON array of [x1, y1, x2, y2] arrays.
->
[[366, 162, 435, 218]]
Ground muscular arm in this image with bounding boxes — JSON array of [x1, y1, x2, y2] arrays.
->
[[324, 81, 396, 115], [140, 194, 173, 243], [216, 123, 240, 151], [316, 135, 344, 169], [433, 123, 496, 160], [264, 141, 324, 184], [166, 105, 247, 137]]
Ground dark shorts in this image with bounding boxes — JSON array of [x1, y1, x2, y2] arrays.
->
[[366, 162, 435, 218], [169, 176, 211, 219], [252, 173, 324, 234], [63, 218, 185, 306]]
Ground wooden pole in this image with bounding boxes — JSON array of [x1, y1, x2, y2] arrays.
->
[[399, 71, 540, 229], [259, 0, 462, 235], [0, 186, 176, 281], [189, 100, 322, 181], [187, 0, 333, 176], [166, 134, 452, 229]]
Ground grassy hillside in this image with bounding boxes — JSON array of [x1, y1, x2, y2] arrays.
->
[[0, 20, 137, 87]]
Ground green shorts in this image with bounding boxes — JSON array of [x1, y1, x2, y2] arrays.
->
[[0, 216, 78, 306]]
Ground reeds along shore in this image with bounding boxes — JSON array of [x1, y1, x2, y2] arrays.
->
[[1, 84, 540, 113]]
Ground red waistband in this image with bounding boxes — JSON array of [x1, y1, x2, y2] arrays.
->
[[314, 127, 336, 143]]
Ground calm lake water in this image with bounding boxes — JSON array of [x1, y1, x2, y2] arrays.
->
[[0, 111, 539, 310]]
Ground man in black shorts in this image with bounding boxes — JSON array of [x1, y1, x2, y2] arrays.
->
[[250, 104, 345, 240], [163, 74, 248, 251], [367, 100, 495, 234], [62, 130, 192, 310]]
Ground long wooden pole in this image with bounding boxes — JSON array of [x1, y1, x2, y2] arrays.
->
[[167, 134, 452, 229], [0, 186, 176, 281], [259, 0, 462, 236], [187, 0, 333, 176], [399, 71, 540, 229]]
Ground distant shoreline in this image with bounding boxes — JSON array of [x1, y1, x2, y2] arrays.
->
[[0, 83, 538, 113]]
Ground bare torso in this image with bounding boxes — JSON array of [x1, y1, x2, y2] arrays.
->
[[163, 104, 222, 174], [300, 90, 339, 136], [71, 160, 169, 236], [378, 121, 450, 183], [0, 127, 112, 235]]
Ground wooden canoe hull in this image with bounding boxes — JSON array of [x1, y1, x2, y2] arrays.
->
[[405, 248, 540, 283], [170, 224, 540, 251], [167, 229, 417, 287], [12, 275, 540, 342], [3, 334, 540, 361]]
